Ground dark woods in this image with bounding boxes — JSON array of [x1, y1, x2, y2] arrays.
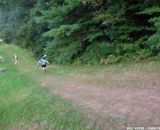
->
[[0, 0, 160, 65]]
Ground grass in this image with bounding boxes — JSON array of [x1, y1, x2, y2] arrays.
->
[[49, 61, 160, 76], [47, 60, 160, 89], [0, 44, 98, 130], [0, 44, 159, 130]]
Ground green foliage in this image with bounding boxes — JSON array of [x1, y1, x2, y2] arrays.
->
[[140, 6, 160, 53], [147, 17, 160, 52], [106, 55, 120, 64], [46, 40, 81, 64], [43, 24, 81, 38], [140, 7, 160, 15], [0, 0, 160, 64], [0, 27, 14, 43]]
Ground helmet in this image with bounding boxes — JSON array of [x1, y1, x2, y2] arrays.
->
[[42, 55, 47, 59]]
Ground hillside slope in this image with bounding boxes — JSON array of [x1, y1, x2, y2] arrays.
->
[[0, 44, 100, 130], [0, 44, 160, 129]]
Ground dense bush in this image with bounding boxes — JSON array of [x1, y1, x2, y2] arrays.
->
[[0, 0, 160, 64]]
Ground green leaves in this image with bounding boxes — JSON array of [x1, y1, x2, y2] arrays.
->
[[139, 7, 160, 15], [147, 17, 160, 51], [43, 24, 81, 38], [0, 0, 159, 64]]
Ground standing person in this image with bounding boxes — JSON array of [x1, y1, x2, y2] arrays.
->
[[37, 55, 49, 73], [13, 53, 19, 64], [0, 56, 4, 63]]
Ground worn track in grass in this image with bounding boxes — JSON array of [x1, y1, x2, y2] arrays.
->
[[40, 63, 160, 127]]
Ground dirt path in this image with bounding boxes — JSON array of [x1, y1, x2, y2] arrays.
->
[[40, 66, 160, 127]]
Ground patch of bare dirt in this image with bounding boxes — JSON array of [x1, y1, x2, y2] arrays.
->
[[40, 69, 160, 127], [11, 121, 55, 130], [11, 123, 42, 130]]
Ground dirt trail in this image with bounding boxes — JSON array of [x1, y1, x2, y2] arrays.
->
[[40, 68, 160, 127]]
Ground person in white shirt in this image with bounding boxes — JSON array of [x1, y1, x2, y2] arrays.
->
[[13, 53, 19, 64]]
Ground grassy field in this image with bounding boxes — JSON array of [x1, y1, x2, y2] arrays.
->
[[0, 44, 100, 130], [0, 44, 160, 130]]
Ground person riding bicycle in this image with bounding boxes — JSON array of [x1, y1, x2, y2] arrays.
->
[[37, 55, 49, 73]]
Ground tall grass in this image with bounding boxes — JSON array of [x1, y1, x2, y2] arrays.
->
[[1, 44, 159, 130], [0, 44, 96, 130]]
